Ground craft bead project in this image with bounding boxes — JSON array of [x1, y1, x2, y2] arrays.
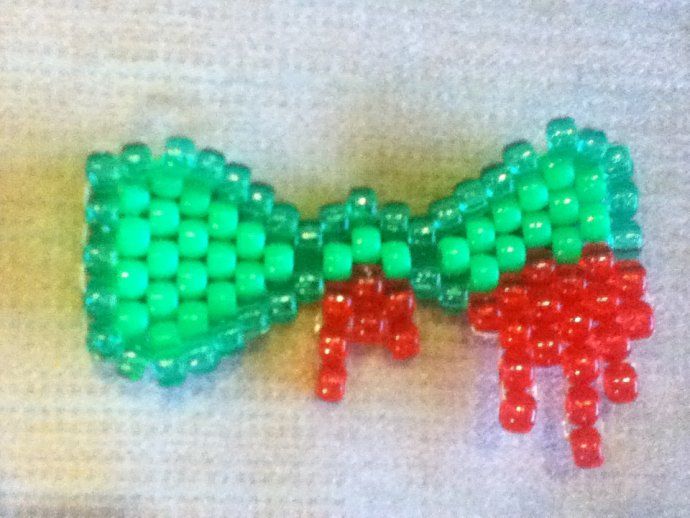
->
[[83, 118, 653, 468]]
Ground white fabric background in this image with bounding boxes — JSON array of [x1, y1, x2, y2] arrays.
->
[[0, 1, 688, 516]]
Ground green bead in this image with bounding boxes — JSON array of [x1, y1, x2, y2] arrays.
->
[[469, 254, 499, 292], [208, 202, 238, 239], [439, 277, 469, 313], [164, 136, 197, 169], [503, 141, 539, 176], [116, 217, 151, 257], [608, 180, 638, 216], [177, 261, 207, 299], [154, 358, 186, 386], [522, 211, 552, 247], [480, 163, 514, 200], [119, 183, 150, 216], [186, 345, 220, 374], [117, 351, 148, 380], [84, 281, 116, 320], [147, 240, 179, 279], [213, 325, 245, 354], [236, 221, 266, 260], [548, 188, 580, 226], [381, 241, 412, 279], [352, 225, 382, 263], [238, 301, 271, 339], [323, 242, 353, 281], [577, 128, 608, 162], [296, 220, 324, 249], [604, 145, 633, 181], [546, 117, 578, 155], [217, 162, 250, 203], [194, 148, 226, 186], [86, 191, 119, 231], [116, 260, 149, 299], [149, 199, 180, 237], [380, 202, 410, 240], [439, 236, 470, 276], [115, 301, 149, 338], [552, 226, 583, 264], [539, 154, 575, 190], [178, 220, 209, 259], [429, 196, 463, 236], [517, 175, 549, 212], [120, 143, 152, 175], [86, 152, 120, 191], [179, 184, 211, 217], [207, 242, 237, 279], [148, 321, 183, 357], [410, 265, 441, 300], [178, 301, 209, 338], [320, 203, 350, 242], [495, 235, 526, 272], [264, 243, 295, 282], [268, 290, 298, 323], [207, 282, 238, 322], [611, 220, 643, 253], [408, 217, 436, 247], [347, 187, 378, 225], [87, 326, 123, 358], [150, 170, 185, 199], [579, 204, 611, 242], [294, 271, 324, 304], [266, 203, 300, 243], [491, 196, 522, 233], [147, 281, 179, 320], [242, 182, 275, 221], [454, 179, 488, 216], [465, 217, 496, 253], [235, 261, 266, 301], [84, 239, 117, 275], [575, 165, 608, 204]]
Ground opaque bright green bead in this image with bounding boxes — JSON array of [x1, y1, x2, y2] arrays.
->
[[207, 282, 238, 321], [381, 241, 412, 279], [268, 290, 298, 323], [608, 180, 638, 216], [147, 240, 179, 279], [469, 254, 499, 292], [347, 187, 378, 225], [236, 221, 266, 260], [522, 211, 552, 247], [267, 203, 300, 243], [178, 301, 209, 338], [264, 243, 295, 282], [491, 196, 522, 233], [116, 217, 151, 257], [207, 242, 237, 279], [115, 301, 149, 338], [243, 183, 275, 221], [575, 165, 608, 204], [577, 128, 608, 162], [149, 199, 180, 237], [235, 261, 266, 301], [147, 281, 179, 320], [438, 236, 470, 276], [180, 184, 211, 217], [439, 277, 469, 313], [611, 220, 643, 252], [579, 204, 611, 242], [208, 202, 238, 239], [178, 220, 209, 259], [495, 235, 526, 272], [148, 321, 183, 357], [119, 183, 150, 216], [217, 162, 250, 203], [323, 242, 353, 281], [177, 261, 207, 298], [503, 141, 539, 176], [116, 260, 149, 299], [150, 171, 185, 199], [517, 175, 549, 212], [454, 179, 488, 216], [320, 203, 350, 242], [408, 217, 436, 247], [546, 117, 578, 155], [352, 225, 382, 263], [552, 226, 583, 264], [548, 188, 580, 226], [540, 154, 575, 190], [604, 145, 633, 181], [380, 203, 410, 240], [465, 217, 496, 253], [429, 196, 463, 236]]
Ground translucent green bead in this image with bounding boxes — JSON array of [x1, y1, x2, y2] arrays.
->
[[503, 141, 539, 176], [149, 199, 180, 237], [116, 217, 150, 258], [86, 192, 118, 232], [381, 241, 412, 279], [147, 240, 179, 279], [352, 225, 382, 263], [84, 238, 117, 275], [155, 358, 186, 386], [217, 163, 250, 204], [236, 221, 266, 260], [539, 154, 575, 190], [266, 203, 300, 243], [294, 271, 324, 304], [119, 183, 150, 216], [117, 351, 147, 380], [516, 175, 549, 212], [148, 321, 183, 358], [465, 217, 496, 253], [207, 242, 237, 279], [86, 152, 120, 191], [178, 301, 209, 338], [179, 184, 211, 217], [177, 261, 207, 299], [194, 148, 226, 186], [495, 235, 526, 272], [546, 117, 578, 155], [242, 183, 275, 222], [579, 204, 611, 242], [611, 220, 643, 253], [438, 236, 470, 276], [320, 203, 350, 242], [491, 196, 522, 234], [186, 345, 220, 374], [552, 226, 583, 264], [208, 202, 238, 239], [380, 203, 410, 241], [264, 243, 295, 282], [604, 145, 633, 181], [439, 277, 469, 313], [522, 211, 552, 247], [323, 242, 353, 281], [213, 325, 245, 354], [296, 220, 324, 249], [410, 265, 441, 300], [576, 128, 608, 162], [548, 188, 580, 226], [480, 163, 514, 200], [147, 281, 179, 320], [207, 282, 238, 322], [575, 165, 608, 204], [84, 281, 117, 320], [408, 217, 436, 247], [469, 254, 499, 292], [268, 290, 298, 323], [120, 143, 152, 175], [347, 187, 378, 225], [608, 180, 638, 216], [115, 301, 149, 338], [235, 261, 266, 301], [164, 136, 197, 169], [116, 260, 149, 299], [238, 301, 271, 340], [454, 179, 488, 216], [428, 197, 463, 237], [87, 325, 123, 358], [178, 220, 209, 259]]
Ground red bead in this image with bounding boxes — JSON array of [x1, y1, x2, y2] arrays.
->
[[580, 242, 615, 281], [499, 321, 532, 350], [583, 281, 620, 319], [613, 260, 647, 300], [565, 384, 600, 427], [555, 264, 587, 303], [322, 292, 353, 331], [499, 390, 537, 433], [522, 248, 556, 285], [615, 300, 654, 340], [385, 287, 416, 323], [562, 345, 599, 384], [569, 426, 604, 468], [603, 362, 638, 403], [530, 328, 562, 366], [588, 324, 630, 363], [499, 350, 534, 391], [351, 269, 385, 304], [468, 293, 501, 332], [316, 366, 347, 402], [388, 322, 420, 360], [558, 307, 593, 343], [350, 313, 387, 344], [318, 332, 348, 366], [496, 273, 530, 316], [530, 287, 562, 323]]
